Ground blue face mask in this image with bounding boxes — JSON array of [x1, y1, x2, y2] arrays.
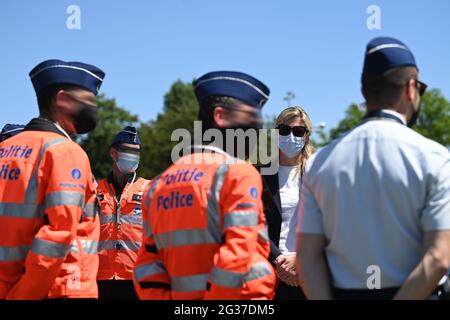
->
[[116, 152, 140, 174], [278, 133, 305, 158]]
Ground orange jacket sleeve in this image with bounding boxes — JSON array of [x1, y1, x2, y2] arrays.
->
[[133, 179, 171, 300], [7, 143, 90, 300], [204, 163, 264, 300]]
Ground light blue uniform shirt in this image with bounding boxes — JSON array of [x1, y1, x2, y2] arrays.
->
[[297, 111, 450, 289]]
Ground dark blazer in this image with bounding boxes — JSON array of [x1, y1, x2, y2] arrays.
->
[[257, 168, 283, 263]]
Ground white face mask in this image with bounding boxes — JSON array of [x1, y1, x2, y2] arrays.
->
[[278, 133, 305, 158], [116, 152, 140, 174]]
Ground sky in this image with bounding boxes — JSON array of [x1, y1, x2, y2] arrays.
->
[[1, 0, 449, 134]]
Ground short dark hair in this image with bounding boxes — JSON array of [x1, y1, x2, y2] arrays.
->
[[36, 84, 77, 115], [362, 66, 418, 107], [198, 96, 242, 129]]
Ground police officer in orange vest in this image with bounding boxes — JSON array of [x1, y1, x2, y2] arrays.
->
[[97, 126, 150, 300], [0, 124, 25, 142], [0, 59, 104, 299], [133, 71, 276, 300]]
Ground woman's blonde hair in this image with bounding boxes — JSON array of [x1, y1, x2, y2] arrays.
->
[[275, 106, 314, 176]]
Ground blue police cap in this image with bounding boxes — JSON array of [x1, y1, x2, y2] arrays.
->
[[0, 124, 25, 141], [111, 126, 141, 147], [193, 71, 270, 110], [362, 37, 417, 79], [29, 59, 105, 95]]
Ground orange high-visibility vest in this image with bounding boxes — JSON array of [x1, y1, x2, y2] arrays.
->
[[0, 126, 99, 299], [97, 175, 150, 280], [133, 149, 275, 300]]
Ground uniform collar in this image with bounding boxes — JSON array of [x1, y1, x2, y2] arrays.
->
[[107, 171, 138, 184], [379, 109, 407, 125], [363, 109, 407, 126], [107, 171, 139, 197], [24, 117, 73, 139]]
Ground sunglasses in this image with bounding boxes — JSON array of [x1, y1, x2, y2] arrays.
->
[[113, 146, 141, 155], [416, 80, 428, 96], [276, 124, 309, 137], [409, 79, 427, 97]]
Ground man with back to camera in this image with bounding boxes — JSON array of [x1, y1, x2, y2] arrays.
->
[[296, 37, 450, 300]]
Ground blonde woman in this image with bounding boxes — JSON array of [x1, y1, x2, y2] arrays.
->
[[261, 106, 313, 300]]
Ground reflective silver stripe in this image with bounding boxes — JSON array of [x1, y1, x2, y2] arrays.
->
[[0, 245, 30, 262], [24, 138, 66, 205], [143, 221, 152, 238], [44, 191, 85, 210], [71, 239, 98, 254], [244, 261, 273, 282], [210, 266, 244, 288], [83, 203, 97, 217], [154, 228, 217, 249], [171, 273, 209, 292], [120, 213, 142, 225], [143, 175, 161, 237], [134, 261, 167, 282], [100, 213, 142, 225], [206, 163, 230, 243], [144, 175, 161, 209], [100, 214, 115, 225], [0, 202, 39, 219], [31, 238, 71, 259], [97, 240, 141, 251], [223, 211, 259, 229], [258, 226, 269, 243]]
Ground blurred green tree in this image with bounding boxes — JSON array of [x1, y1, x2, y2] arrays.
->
[[317, 89, 450, 147], [80, 94, 139, 179], [139, 80, 198, 178]]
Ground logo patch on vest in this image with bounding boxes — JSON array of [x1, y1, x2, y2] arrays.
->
[[132, 193, 142, 202]]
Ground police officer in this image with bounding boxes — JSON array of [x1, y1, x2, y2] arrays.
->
[[0, 124, 25, 142], [0, 59, 104, 299], [296, 37, 450, 300], [133, 71, 276, 300], [97, 126, 150, 300]]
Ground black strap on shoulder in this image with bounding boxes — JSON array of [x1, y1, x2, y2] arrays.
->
[[139, 281, 171, 290], [363, 110, 405, 126]]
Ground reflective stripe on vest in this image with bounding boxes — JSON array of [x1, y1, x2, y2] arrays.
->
[[143, 175, 161, 238], [71, 239, 98, 255], [83, 203, 98, 218], [258, 226, 269, 244], [43, 191, 85, 211], [31, 238, 72, 259], [210, 261, 273, 289], [244, 261, 273, 282], [171, 273, 209, 292], [134, 261, 167, 282], [205, 163, 230, 243], [154, 228, 218, 249], [223, 211, 259, 229], [100, 213, 142, 225], [98, 240, 141, 251], [0, 245, 30, 262]]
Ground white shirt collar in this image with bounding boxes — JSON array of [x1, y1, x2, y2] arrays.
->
[[380, 109, 407, 125]]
